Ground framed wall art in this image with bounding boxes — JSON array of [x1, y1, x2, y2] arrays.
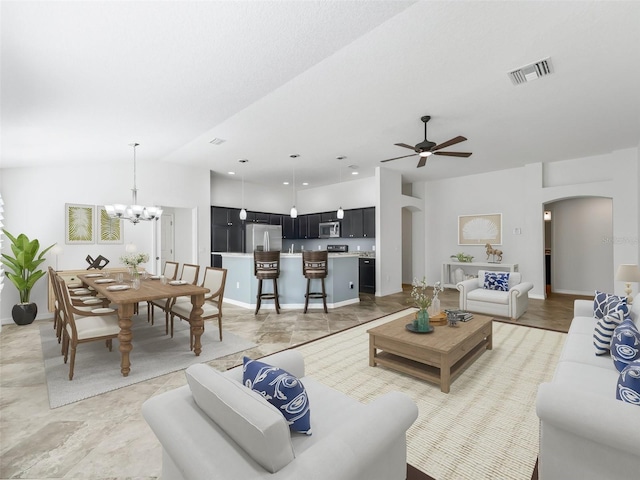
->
[[97, 206, 123, 244], [458, 213, 502, 245], [65, 203, 95, 244]]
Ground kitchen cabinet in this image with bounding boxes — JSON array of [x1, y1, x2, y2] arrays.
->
[[321, 211, 340, 222], [298, 214, 321, 239], [269, 214, 282, 226], [211, 206, 244, 252], [246, 211, 270, 223], [341, 209, 364, 238], [363, 207, 375, 238], [282, 215, 297, 239], [359, 257, 375, 294]]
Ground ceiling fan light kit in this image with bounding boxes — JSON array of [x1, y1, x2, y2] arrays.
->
[[381, 115, 472, 167]]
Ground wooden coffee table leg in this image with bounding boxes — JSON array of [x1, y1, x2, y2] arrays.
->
[[440, 354, 451, 393], [369, 335, 376, 367]]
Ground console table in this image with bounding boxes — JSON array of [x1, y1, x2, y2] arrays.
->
[[441, 262, 518, 288]]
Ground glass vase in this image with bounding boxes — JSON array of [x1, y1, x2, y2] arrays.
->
[[417, 309, 430, 332], [428, 297, 441, 316]]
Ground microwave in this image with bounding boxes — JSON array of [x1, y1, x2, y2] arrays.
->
[[319, 221, 340, 238]]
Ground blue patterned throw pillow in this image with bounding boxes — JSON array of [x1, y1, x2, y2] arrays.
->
[[593, 310, 625, 355], [617, 360, 640, 406], [242, 357, 312, 435], [594, 291, 628, 319], [483, 272, 510, 292], [611, 319, 640, 372]]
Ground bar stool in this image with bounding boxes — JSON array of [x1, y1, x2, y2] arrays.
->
[[302, 250, 328, 314], [254, 251, 281, 314]]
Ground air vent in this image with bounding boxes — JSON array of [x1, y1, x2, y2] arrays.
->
[[508, 57, 553, 85], [209, 137, 226, 145]]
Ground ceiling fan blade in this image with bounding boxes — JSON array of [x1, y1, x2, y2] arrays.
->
[[380, 153, 418, 163], [394, 142, 417, 151], [417, 156, 428, 168], [433, 151, 472, 157], [431, 136, 467, 151]]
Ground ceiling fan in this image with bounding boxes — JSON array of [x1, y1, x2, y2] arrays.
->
[[381, 115, 472, 168]]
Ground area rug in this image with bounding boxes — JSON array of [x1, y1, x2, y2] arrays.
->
[[295, 309, 566, 480], [39, 317, 256, 408]]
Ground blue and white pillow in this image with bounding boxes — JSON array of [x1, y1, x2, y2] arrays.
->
[[617, 360, 640, 406], [594, 291, 628, 319], [593, 310, 625, 355], [483, 272, 510, 292], [611, 319, 640, 372], [243, 357, 312, 435]]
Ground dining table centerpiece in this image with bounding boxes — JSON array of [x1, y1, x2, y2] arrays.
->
[[120, 252, 149, 280], [410, 277, 432, 332]]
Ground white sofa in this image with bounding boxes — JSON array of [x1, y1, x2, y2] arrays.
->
[[457, 270, 533, 320], [142, 349, 419, 480], [535, 294, 640, 480]]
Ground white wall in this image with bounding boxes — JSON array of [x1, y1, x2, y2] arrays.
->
[[419, 147, 638, 299], [548, 197, 613, 294], [377, 167, 403, 296], [1, 161, 211, 324], [210, 172, 376, 214]]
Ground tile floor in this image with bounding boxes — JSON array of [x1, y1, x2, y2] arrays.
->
[[0, 288, 579, 479]]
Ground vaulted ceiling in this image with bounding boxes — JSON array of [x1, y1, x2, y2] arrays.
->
[[2, 1, 639, 189]]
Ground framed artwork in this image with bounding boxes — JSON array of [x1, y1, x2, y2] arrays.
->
[[97, 206, 123, 244], [458, 213, 502, 245], [65, 203, 95, 244]]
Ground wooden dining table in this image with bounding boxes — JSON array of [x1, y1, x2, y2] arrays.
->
[[79, 273, 210, 377]]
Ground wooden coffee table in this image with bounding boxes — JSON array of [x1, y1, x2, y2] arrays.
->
[[368, 312, 493, 393]]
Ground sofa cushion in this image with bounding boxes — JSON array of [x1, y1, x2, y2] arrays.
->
[[185, 363, 295, 473], [559, 333, 617, 370], [243, 357, 312, 435], [552, 361, 619, 399], [616, 360, 640, 406], [611, 320, 640, 372], [593, 310, 625, 355], [467, 288, 510, 305], [594, 291, 628, 319], [483, 272, 510, 291]]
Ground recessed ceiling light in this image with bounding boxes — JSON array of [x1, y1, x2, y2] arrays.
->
[[283, 181, 289, 185], [228, 171, 235, 175], [351, 171, 359, 175], [302, 182, 309, 186]]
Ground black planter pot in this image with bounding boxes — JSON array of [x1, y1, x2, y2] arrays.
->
[[12, 303, 38, 325]]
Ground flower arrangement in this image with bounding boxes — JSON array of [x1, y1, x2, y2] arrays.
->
[[409, 277, 432, 311], [120, 252, 149, 267]]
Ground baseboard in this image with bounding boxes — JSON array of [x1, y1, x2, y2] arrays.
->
[[552, 289, 593, 296]]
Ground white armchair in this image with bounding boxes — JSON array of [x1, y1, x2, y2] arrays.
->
[[457, 270, 533, 320]]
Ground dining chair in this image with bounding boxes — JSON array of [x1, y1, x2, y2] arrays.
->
[[49, 267, 115, 344], [57, 276, 121, 380], [170, 267, 227, 349], [149, 263, 200, 334], [147, 261, 180, 324]]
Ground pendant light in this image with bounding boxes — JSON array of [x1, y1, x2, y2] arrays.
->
[[105, 143, 163, 224], [290, 154, 299, 218], [336, 156, 346, 219], [238, 159, 248, 220]]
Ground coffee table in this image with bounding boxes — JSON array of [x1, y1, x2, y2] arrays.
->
[[367, 312, 493, 393]]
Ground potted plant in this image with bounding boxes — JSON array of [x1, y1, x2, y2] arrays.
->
[[1, 229, 55, 325]]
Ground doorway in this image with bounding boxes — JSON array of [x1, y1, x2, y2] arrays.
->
[[160, 213, 175, 269]]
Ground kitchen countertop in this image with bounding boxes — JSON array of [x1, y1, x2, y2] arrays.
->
[[212, 251, 374, 258]]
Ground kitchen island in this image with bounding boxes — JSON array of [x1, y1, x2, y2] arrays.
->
[[217, 252, 360, 310]]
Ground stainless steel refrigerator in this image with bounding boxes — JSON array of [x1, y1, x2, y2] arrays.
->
[[245, 224, 283, 253]]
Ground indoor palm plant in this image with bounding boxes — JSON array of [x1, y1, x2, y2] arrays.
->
[[1, 229, 55, 325]]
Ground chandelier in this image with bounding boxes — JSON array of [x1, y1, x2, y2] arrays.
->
[[105, 143, 162, 224]]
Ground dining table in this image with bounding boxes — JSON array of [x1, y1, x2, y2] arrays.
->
[[79, 272, 210, 377]]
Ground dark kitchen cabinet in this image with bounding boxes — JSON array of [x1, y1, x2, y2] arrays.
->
[[282, 215, 297, 239], [321, 211, 340, 222], [298, 214, 321, 239], [363, 207, 375, 238], [359, 257, 375, 294], [341, 209, 364, 238], [269, 214, 282, 226], [211, 206, 244, 252]]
